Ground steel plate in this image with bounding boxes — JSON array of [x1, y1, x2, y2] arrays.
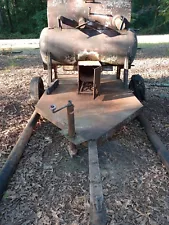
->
[[35, 74, 142, 144]]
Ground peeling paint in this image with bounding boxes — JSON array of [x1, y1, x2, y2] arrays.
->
[[64, 55, 76, 64], [101, 55, 118, 64], [78, 50, 99, 61]]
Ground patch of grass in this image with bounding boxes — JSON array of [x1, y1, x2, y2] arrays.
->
[[5, 55, 26, 69], [8, 58, 19, 68], [2, 192, 8, 199], [138, 43, 169, 49], [0, 32, 38, 39]]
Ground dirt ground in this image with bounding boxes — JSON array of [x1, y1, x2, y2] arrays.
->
[[0, 44, 169, 225]]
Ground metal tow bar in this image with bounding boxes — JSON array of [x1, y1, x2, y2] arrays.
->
[[88, 140, 107, 225], [50, 101, 77, 156]]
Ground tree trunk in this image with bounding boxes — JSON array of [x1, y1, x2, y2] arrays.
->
[[0, 8, 3, 27], [5, 0, 13, 32], [152, 0, 159, 33]]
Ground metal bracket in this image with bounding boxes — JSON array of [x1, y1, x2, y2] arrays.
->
[[46, 79, 59, 95], [57, 16, 62, 30], [88, 7, 91, 16], [47, 52, 52, 85]]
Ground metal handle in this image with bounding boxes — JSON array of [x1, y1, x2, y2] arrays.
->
[[50, 100, 73, 113], [50, 101, 76, 138]]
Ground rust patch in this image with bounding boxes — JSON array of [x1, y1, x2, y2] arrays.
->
[[78, 50, 99, 61]]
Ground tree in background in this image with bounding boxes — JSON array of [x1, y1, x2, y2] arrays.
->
[[131, 0, 169, 34], [159, 0, 169, 30], [0, 0, 47, 38]]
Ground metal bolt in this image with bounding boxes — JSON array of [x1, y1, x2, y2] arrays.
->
[[50, 104, 57, 112]]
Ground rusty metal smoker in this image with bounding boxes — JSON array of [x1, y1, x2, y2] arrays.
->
[[37, 1, 139, 224], [33, 1, 140, 224], [1, 2, 169, 225], [40, 0, 137, 94]]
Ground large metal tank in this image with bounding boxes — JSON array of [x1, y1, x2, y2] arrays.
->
[[40, 0, 137, 66]]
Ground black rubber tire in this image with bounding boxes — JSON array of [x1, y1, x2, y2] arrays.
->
[[30, 77, 44, 103], [129, 74, 146, 102]]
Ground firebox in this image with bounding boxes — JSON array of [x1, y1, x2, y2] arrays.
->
[[78, 61, 102, 99]]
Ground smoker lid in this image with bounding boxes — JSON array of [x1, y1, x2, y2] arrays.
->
[[47, 0, 131, 29]]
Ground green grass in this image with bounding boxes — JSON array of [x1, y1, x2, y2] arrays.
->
[[8, 58, 19, 68], [138, 43, 169, 49]]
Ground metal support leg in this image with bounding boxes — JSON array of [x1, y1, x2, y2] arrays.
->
[[67, 102, 77, 157], [88, 140, 107, 225], [116, 66, 121, 79], [47, 52, 52, 85], [54, 66, 58, 79], [123, 57, 129, 89]]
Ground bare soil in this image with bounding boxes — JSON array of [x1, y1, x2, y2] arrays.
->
[[0, 44, 169, 225]]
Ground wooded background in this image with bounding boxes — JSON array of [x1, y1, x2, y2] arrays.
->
[[0, 0, 169, 38]]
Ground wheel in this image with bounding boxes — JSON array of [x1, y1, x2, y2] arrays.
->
[[30, 77, 44, 103], [129, 74, 146, 102]]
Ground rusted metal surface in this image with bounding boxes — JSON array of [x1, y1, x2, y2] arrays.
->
[[40, 28, 137, 66], [67, 102, 77, 156], [46, 79, 59, 95], [88, 140, 107, 225], [35, 74, 143, 144], [93, 66, 101, 99], [47, 0, 131, 29], [78, 61, 102, 99], [49, 99, 77, 156], [67, 101, 76, 138], [40, 0, 136, 67]]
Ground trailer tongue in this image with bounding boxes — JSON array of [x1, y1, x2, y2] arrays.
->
[[2, 1, 169, 224], [34, 70, 142, 224]]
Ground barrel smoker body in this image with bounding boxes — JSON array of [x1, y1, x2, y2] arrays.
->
[[40, 0, 137, 68]]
